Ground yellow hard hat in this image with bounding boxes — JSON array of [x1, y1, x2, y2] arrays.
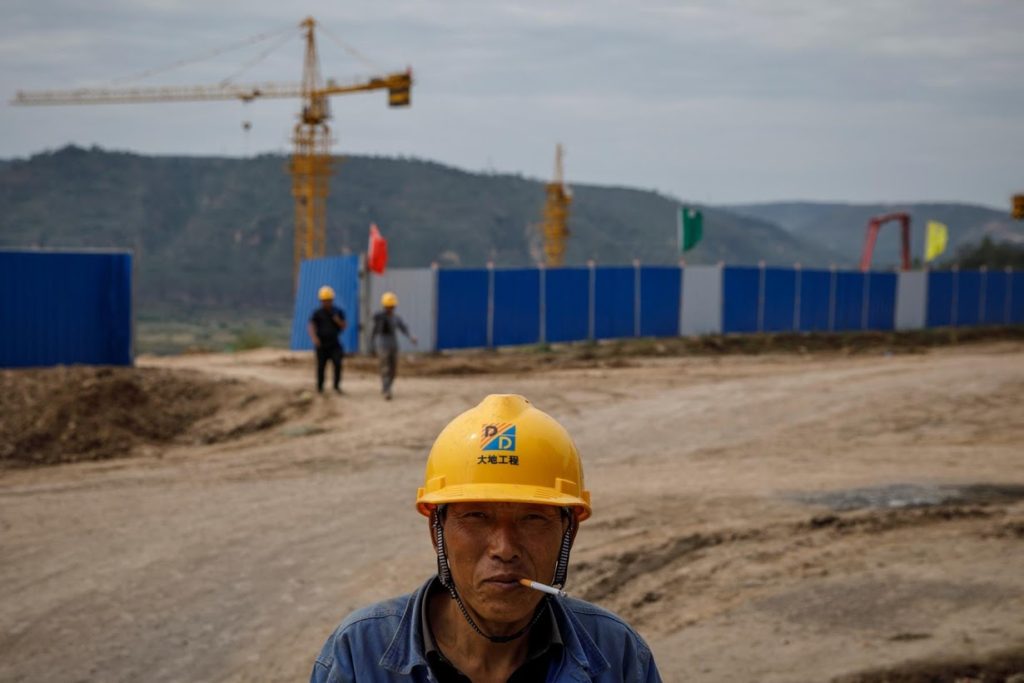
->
[[416, 394, 591, 521], [381, 291, 398, 308], [318, 285, 335, 301]]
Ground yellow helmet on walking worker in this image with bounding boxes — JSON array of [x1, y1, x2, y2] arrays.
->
[[381, 291, 399, 308], [416, 394, 591, 521], [317, 285, 335, 301]]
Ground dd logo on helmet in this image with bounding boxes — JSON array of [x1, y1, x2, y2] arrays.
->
[[481, 424, 516, 451]]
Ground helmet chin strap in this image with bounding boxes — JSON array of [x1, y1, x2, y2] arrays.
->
[[552, 508, 577, 589], [431, 506, 576, 644]]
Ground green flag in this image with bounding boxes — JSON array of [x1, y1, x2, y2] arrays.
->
[[678, 206, 703, 252]]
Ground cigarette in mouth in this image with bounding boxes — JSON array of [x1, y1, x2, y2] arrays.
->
[[518, 578, 567, 598]]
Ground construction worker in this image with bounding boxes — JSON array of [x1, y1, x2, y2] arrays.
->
[[310, 394, 662, 682], [370, 291, 418, 400], [307, 285, 346, 394]]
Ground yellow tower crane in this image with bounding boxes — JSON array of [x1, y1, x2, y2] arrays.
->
[[12, 16, 412, 283], [542, 144, 572, 266]]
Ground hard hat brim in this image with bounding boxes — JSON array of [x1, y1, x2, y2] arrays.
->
[[416, 482, 591, 521]]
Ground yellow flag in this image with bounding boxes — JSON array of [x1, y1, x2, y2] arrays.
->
[[925, 221, 948, 262]]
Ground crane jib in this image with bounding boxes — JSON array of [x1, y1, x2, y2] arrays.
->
[[9, 15, 412, 288], [12, 72, 413, 106]]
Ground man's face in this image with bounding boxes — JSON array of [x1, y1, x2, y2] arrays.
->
[[321, 299, 333, 309], [437, 502, 569, 629]]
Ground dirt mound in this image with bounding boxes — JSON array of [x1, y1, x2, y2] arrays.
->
[[572, 501, 1023, 630], [0, 366, 309, 467], [835, 646, 1024, 682]]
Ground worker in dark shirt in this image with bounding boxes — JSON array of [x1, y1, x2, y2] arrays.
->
[[307, 285, 347, 394], [369, 291, 417, 400]]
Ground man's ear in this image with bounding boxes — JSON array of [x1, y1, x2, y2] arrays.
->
[[428, 514, 438, 552], [428, 507, 445, 552]]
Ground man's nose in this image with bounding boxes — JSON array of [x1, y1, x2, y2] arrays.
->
[[487, 521, 521, 562]]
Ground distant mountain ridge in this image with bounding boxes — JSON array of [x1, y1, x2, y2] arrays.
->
[[728, 201, 1023, 267], [1, 146, 844, 318]]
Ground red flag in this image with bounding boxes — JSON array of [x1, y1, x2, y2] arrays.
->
[[368, 223, 388, 274]]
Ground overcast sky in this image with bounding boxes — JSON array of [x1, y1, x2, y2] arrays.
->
[[2, 0, 1022, 207]]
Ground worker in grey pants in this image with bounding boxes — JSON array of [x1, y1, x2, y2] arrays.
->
[[369, 291, 418, 400]]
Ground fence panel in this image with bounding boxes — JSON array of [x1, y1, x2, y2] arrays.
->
[[594, 267, 635, 339], [680, 266, 722, 335], [493, 269, 541, 346], [866, 272, 897, 330], [926, 271, 954, 327], [1012, 272, 1024, 324], [0, 250, 133, 367], [436, 269, 489, 349], [291, 255, 361, 351], [369, 268, 436, 352], [639, 266, 681, 337], [545, 268, 590, 343], [722, 266, 760, 333], [763, 267, 797, 333], [798, 269, 832, 332], [982, 271, 1008, 325], [896, 271, 927, 330], [833, 271, 865, 331], [955, 271, 981, 326]]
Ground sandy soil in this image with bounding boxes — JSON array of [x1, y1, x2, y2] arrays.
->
[[1, 343, 1022, 682]]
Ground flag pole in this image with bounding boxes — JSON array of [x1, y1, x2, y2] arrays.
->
[[677, 205, 683, 255]]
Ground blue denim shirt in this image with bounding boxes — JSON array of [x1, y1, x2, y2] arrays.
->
[[311, 577, 662, 683]]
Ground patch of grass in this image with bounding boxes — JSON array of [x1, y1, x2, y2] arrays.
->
[[231, 329, 270, 352], [137, 313, 291, 355]]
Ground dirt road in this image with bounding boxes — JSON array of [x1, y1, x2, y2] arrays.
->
[[1, 343, 1023, 682]]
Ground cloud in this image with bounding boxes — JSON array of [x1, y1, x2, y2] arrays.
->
[[0, 0, 1021, 205]]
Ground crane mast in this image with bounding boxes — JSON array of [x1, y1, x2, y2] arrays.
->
[[291, 17, 331, 279], [542, 144, 572, 266], [11, 17, 412, 284]]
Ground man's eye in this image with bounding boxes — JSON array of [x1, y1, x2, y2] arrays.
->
[[463, 511, 488, 519]]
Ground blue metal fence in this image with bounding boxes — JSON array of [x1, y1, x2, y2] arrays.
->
[[1012, 272, 1024, 324], [722, 267, 760, 334], [288, 259, 1022, 353], [493, 269, 540, 347], [426, 265, 1022, 350], [594, 267, 635, 340], [866, 272, 897, 331], [763, 267, 797, 333], [833, 271, 865, 331], [435, 269, 489, 350], [956, 271, 982, 326], [544, 268, 590, 343], [798, 269, 832, 332], [983, 271, 1008, 325], [290, 255, 361, 351], [926, 271, 955, 327], [639, 267, 682, 337], [0, 250, 133, 368]]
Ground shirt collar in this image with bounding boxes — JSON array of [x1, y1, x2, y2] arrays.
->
[[419, 577, 562, 666], [380, 576, 605, 678]]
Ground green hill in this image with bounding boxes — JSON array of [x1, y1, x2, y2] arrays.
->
[[728, 201, 1024, 267], [1, 146, 841, 320]]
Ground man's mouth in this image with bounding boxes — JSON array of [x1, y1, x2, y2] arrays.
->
[[483, 574, 523, 589]]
